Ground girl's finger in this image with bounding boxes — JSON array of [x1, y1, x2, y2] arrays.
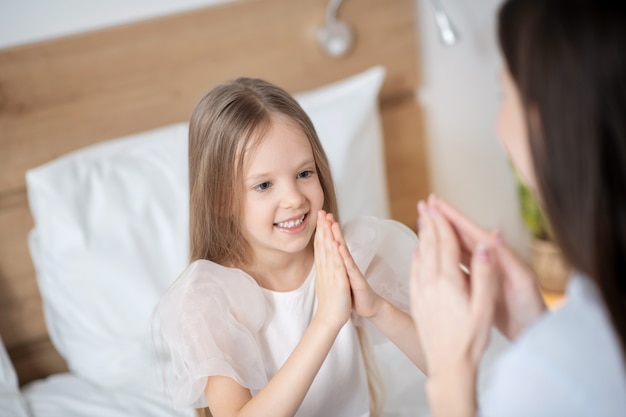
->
[[315, 210, 328, 271], [331, 240, 346, 276], [323, 220, 335, 260], [338, 243, 364, 285], [330, 221, 347, 247]]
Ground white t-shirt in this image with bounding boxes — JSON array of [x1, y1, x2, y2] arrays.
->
[[156, 216, 418, 415], [480, 272, 626, 417]]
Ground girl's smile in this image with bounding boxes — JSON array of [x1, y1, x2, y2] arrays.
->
[[274, 212, 308, 233]]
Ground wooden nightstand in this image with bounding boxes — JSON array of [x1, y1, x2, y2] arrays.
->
[[542, 290, 566, 309]]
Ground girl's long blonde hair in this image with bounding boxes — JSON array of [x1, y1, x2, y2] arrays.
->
[[188, 77, 383, 415]]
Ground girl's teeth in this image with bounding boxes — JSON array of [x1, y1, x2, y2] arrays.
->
[[277, 215, 304, 228]]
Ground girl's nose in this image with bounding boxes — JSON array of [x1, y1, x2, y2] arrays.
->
[[280, 183, 305, 208]]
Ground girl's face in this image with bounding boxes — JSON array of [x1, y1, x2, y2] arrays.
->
[[497, 68, 537, 191], [241, 116, 324, 263]]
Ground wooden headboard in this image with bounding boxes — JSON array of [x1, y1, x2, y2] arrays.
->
[[0, 0, 429, 386]]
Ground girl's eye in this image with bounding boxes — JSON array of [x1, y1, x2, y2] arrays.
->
[[298, 170, 314, 179], [254, 182, 271, 192]]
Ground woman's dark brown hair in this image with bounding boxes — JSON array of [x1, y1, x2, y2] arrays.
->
[[498, 0, 626, 355]]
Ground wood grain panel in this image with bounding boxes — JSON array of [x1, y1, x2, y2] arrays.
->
[[0, 0, 419, 194], [0, 190, 45, 350]]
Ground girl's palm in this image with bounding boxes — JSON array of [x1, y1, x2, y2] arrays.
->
[[330, 222, 383, 318], [313, 211, 352, 329]]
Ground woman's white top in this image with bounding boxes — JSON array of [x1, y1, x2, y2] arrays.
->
[[480, 272, 626, 417], [155, 216, 417, 415]]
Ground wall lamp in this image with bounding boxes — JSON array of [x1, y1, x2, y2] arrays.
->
[[430, 0, 460, 46], [317, 0, 353, 57]]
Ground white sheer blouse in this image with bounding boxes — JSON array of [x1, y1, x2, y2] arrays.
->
[[155, 216, 419, 414]]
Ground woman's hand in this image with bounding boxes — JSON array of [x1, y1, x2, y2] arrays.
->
[[313, 210, 352, 331], [430, 195, 547, 340], [410, 199, 499, 417], [327, 219, 384, 318]]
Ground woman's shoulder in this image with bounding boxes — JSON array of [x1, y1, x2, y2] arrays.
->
[[482, 275, 626, 416], [508, 274, 625, 373]]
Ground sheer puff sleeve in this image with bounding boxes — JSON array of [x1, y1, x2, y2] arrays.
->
[[155, 260, 268, 407], [343, 216, 419, 340]]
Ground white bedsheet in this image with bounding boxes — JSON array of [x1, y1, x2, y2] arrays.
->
[[22, 374, 194, 417], [374, 340, 430, 417], [16, 334, 508, 417], [15, 342, 423, 417], [0, 335, 31, 417], [0, 395, 31, 417]]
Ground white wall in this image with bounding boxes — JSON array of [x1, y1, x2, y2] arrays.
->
[[0, 0, 529, 256], [0, 0, 232, 48], [415, 0, 529, 256]]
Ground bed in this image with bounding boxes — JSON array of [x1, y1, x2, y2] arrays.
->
[[0, 0, 431, 415]]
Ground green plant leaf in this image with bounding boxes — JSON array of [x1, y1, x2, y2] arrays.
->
[[512, 164, 551, 240]]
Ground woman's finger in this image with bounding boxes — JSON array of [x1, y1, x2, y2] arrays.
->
[[428, 199, 463, 283], [432, 197, 493, 252], [469, 242, 499, 358], [417, 200, 439, 279], [469, 243, 498, 329]]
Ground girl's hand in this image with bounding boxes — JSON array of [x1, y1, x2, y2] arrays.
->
[[313, 210, 352, 331], [327, 215, 428, 371], [328, 220, 384, 318], [430, 195, 546, 340], [410, 199, 499, 416]]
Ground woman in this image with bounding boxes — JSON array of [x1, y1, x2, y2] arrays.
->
[[410, 0, 626, 416]]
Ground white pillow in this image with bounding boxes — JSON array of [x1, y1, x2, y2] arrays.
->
[[27, 124, 190, 392], [25, 66, 389, 391], [23, 373, 193, 417]]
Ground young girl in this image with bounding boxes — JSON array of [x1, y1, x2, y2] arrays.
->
[[155, 77, 425, 417]]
